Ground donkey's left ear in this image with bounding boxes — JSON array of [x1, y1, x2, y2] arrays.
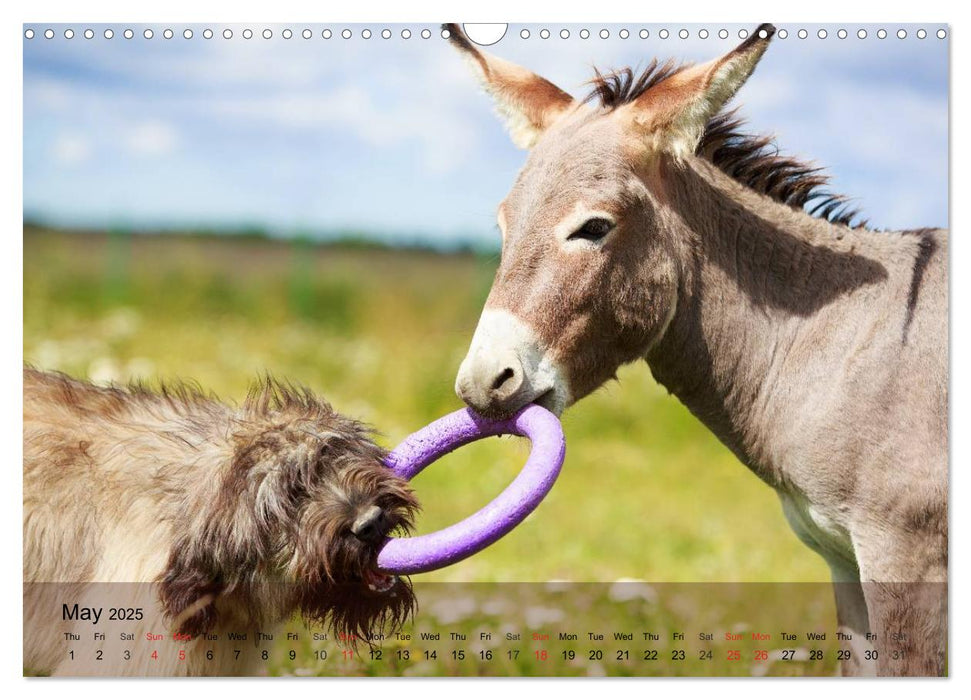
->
[[630, 23, 775, 156], [444, 23, 576, 148]]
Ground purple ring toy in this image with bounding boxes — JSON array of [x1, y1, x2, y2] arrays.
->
[[376, 404, 566, 575]]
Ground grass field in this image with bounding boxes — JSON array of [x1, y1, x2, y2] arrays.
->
[[23, 227, 833, 675]]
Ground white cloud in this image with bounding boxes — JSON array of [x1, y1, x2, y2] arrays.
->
[[31, 78, 74, 111], [23, 26, 948, 233], [124, 121, 180, 157], [205, 84, 479, 174], [24, 43, 479, 174], [51, 133, 92, 166]]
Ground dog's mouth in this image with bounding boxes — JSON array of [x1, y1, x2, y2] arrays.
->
[[362, 567, 398, 594]]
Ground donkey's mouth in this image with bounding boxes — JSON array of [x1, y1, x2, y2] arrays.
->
[[483, 387, 559, 420], [531, 388, 564, 416]]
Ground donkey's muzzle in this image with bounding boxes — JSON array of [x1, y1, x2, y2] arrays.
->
[[455, 309, 568, 418], [455, 348, 525, 417]]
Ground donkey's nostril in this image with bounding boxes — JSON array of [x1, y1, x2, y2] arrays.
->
[[455, 346, 526, 415], [486, 359, 525, 405], [492, 366, 516, 391], [351, 505, 384, 543]]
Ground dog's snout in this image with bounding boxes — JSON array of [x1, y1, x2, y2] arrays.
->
[[351, 505, 385, 543]]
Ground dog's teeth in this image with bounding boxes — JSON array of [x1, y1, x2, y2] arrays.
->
[[365, 571, 396, 593]]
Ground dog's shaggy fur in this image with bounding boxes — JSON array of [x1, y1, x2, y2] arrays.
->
[[23, 368, 418, 676]]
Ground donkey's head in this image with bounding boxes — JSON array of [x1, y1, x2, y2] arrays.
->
[[451, 23, 775, 417]]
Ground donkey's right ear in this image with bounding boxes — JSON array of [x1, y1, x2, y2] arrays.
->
[[444, 23, 575, 148]]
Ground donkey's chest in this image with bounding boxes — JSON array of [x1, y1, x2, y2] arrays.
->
[[777, 490, 856, 568]]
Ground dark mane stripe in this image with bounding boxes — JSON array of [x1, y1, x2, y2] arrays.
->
[[585, 66, 864, 228], [699, 111, 863, 227], [585, 60, 685, 110]]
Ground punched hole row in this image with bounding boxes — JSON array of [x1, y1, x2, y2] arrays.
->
[[23, 26, 948, 41]]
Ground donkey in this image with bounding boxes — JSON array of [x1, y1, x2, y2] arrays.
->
[[446, 24, 947, 676]]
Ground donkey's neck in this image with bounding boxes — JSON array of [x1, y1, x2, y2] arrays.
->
[[645, 157, 891, 485]]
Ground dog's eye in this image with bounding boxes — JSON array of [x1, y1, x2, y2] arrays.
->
[[567, 217, 614, 243]]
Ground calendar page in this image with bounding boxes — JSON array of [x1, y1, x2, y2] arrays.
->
[[22, 20, 949, 679]]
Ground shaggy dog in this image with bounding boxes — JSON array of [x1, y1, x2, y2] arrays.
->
[[23, 368, 418, 676]]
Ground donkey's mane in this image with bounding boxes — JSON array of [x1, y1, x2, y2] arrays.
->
[[587, 61, 685, 110], [586, 65, 863, 228]]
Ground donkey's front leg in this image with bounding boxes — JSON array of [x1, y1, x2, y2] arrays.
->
[[855, 531, 947, 676], [827, 558, 876, 677]]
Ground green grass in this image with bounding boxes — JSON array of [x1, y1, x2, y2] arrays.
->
[[23, 227, 832, 675], [263, 582, 840, 677]]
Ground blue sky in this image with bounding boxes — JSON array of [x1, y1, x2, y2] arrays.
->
[[23, 23, 949, 247]]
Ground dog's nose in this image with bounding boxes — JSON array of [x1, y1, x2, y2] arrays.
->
[[351, 505, 385, 543], [455, 348, 526, 417]]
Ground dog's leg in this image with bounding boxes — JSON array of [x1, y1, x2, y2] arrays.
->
[[184, 623, 269, 676], [23, 583, 81, 675]]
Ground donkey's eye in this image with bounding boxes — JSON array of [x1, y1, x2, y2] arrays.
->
[[568, 217, 614, 243]]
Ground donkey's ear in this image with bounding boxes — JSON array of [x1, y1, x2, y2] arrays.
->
[[630, 23, 775, 156], [444, 23, 575, 148]]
